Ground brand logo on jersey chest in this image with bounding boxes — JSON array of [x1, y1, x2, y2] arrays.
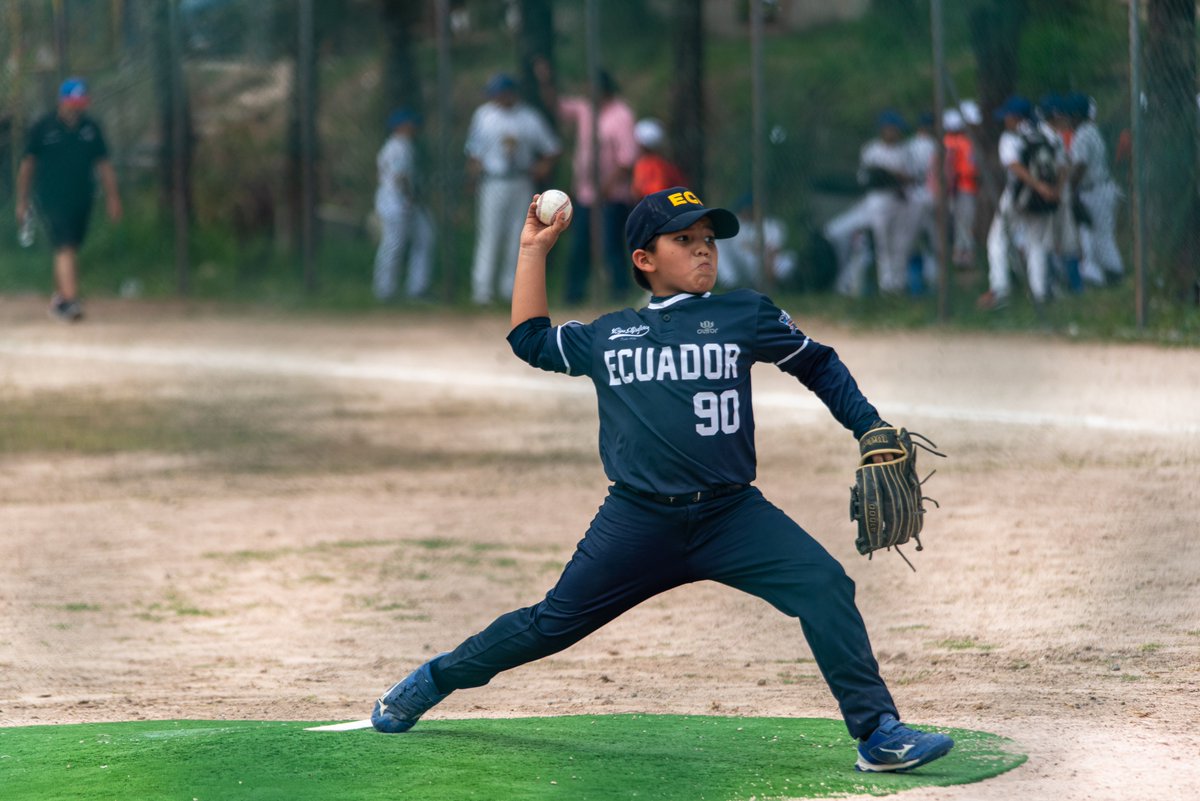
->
[[608, 324, 651, 341], [697, 320, 718, 335]]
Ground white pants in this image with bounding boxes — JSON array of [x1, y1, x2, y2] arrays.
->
[[472, 175, 531, 304], [373, 202, 434, 300], [987, 193, 1055, 302], [896, 185, 940, 288], [1078, 181, 1124, 284], [951, 192, 977, 266], [826, 189, 907, 295], [1054, 183, 1080, 260]]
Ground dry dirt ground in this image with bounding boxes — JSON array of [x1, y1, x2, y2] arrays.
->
[[1, 296, 1197, 800]]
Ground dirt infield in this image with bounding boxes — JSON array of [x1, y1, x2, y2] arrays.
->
[[1, 296, 1197, 800]]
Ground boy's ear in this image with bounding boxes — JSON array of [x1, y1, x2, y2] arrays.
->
[[631, 248, 657, 286], [631, 248, 655, 273]]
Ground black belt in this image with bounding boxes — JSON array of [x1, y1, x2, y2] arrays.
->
[[615, 482, 749, 505]]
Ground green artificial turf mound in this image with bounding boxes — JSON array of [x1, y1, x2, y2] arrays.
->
[[0, 714, 1025, 800]]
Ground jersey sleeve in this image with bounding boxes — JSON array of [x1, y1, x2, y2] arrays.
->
[[752, 296, 882, 438], [23, 118, 46, 158], [507, 316, 593, 377], [90, 119, 110, 161]]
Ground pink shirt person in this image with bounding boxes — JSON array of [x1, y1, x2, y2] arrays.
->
[[557, 94, 638, 207]]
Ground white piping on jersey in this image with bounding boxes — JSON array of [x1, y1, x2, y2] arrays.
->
[[775, 336, 811, 366], [646, 292, 711, 310], [556, 320, 584, 371]]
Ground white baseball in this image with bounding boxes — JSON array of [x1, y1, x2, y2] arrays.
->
[[536, 189, 572, 226]]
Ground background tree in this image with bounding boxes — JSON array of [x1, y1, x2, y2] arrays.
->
[[152, 1, 194, 221], [378, 0, 425, 115], [669, 0, 705, 193], [1144, 0, 1199, 303], [967, 0, 1027, 200], [517, 0, 555, 121]]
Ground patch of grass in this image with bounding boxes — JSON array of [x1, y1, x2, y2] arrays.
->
[[1139, 643, 1164, 652], [412, 538, 457, 550], [0, 716, 1026, 801], [935, 637, 995, 652], [60, 603, 102, 612], [0, 388, 592, 484], [140, 592, 216, 619], [894, 670, 934, 686], [776, 671, 819, 685]]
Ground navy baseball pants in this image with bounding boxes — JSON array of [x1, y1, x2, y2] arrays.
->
[[433, 485, 897, 740]]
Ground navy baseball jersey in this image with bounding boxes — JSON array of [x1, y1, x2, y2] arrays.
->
[[509, 289, 882, 496], [24, 112, 109, 212]]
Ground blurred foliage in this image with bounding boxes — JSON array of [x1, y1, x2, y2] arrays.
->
[[0, 0, 1194, 340]]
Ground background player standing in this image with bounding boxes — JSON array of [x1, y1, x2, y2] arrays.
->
[[372, 108, 434, 303], [369, 185, 954, 774], [15, 77, 122, 322], [824, 110, 914, 296], [464, 73, 560, 305], [978, 95, 1065, 311]]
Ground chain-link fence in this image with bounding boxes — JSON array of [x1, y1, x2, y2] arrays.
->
[[1, 0, 1196, 319]]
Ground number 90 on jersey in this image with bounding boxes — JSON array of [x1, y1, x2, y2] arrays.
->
[[693, 389, 741, 436]]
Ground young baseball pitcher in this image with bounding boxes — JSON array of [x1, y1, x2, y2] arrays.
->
[[370, 186, 954, 773]]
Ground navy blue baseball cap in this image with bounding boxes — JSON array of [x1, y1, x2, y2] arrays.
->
[[484, 73, 517, 97], [386, 107, 420, 130], [994, 95, 1033, 121], [877, 109, 908, 132], [625, 187, 739, 254]]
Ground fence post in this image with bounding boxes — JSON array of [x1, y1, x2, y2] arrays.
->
[[931, 0, 950, 321], [1129, 0, 1147, 329], [749, 0, 768, 292], [168, 0, 190, 295]]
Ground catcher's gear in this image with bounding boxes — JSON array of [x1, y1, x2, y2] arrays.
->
[[849, 425, 945, 570]]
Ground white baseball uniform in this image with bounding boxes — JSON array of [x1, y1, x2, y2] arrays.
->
[[985, 121, 1065, 303], [825, 138, 913, 295], [464, 100, 560, 304], [896, 130, 939, 288], [1071, 120, 1124, 284], [373, 132, 434, 301]]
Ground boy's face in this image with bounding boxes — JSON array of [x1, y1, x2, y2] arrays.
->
[[633, 217, 719, 296]]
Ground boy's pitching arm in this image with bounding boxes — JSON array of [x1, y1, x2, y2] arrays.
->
[[511, 195, 571, 328]]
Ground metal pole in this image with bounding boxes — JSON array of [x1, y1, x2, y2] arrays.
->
[[434, 0, 454, 301], [298, 0, 317, 291], [168, 0, 190, 295], [749, 0, 769, 292], [53, 0, 67, 78], [1128, 0, 1148, 329], [10, 1, 24, 188], [931, 0, 950, 320], [585, 0, 602, 300]]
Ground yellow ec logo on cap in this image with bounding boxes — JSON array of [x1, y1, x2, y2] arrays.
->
[[667, 191, 702, 207]]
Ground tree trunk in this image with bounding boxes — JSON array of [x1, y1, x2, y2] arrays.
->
[[1144, 0, 1199, 303], [967, 0, 1026, 202], [669, 0, 705, 193], [378, 0, 424, 114], [517, 0, 555, 120], [153, 1, 194, 220]]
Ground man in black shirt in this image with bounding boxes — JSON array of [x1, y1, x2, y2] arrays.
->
[[16, 77, 122, 322]]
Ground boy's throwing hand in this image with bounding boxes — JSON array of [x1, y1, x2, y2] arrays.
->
[[520, 195, 571, 254]]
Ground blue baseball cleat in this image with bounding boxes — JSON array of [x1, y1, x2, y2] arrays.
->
[[371, 660, 451, 733], [855, 713, 954, 772]]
